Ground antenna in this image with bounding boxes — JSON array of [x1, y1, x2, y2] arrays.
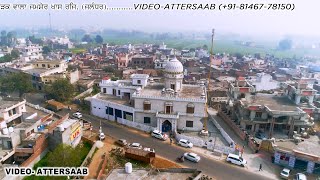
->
[[49, 13, 52, 32]]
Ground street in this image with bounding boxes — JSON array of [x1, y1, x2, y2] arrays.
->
[[60, 109, 272, 180]]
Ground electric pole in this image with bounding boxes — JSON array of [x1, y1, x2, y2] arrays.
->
[[204, 28, 215, 132]]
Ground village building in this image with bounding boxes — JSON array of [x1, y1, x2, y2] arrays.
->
[[86, 57, 207, 132]]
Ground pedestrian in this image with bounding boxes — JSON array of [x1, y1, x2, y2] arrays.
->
[[259, 163, 262, 171]]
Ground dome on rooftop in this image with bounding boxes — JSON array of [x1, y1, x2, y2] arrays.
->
[[164, 57, 183, 74]]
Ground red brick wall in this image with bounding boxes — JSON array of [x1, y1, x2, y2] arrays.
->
[[48, 114, 69, 132], [20, 137, 49, 167]]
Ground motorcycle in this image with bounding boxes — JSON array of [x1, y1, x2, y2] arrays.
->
[[176, 156, 185, 163]]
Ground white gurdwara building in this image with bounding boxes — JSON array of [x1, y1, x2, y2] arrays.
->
[[86, 57, 207, 132]]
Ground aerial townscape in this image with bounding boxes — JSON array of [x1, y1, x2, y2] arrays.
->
[[0, 3, 320, 180]]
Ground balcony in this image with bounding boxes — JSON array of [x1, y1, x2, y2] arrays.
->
[[156, 112, 179, 119]]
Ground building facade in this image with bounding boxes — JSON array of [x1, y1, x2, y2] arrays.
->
[[87, 57, 207, 132]]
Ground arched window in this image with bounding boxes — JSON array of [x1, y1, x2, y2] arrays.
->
[[143, 100, 151, 110], [186, 103, 195, 114]]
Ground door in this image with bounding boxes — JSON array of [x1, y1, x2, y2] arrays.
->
[[162, 120, 172, 132]]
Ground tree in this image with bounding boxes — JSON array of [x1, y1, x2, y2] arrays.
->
[[28, 35, 43, 45], [95, 35, 103, 44], [254, 53, 261, 59], [47, 144, 83, 167], [0, 73, 33, 97], [278, 38, 292, 50], [234, 52, 244, 60], [45, 79, 74, 102], [10, 49, 20, 59], [81, 34, 93, 43], [202, 44, 208, 50], [42, 46, 51, 54]]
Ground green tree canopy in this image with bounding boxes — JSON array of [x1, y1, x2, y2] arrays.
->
[[81, 34, 93, 43], [28, 35, 44, 45], [42, 46, 52, 54], [10, 49, 20, 59], [47, 144, 83, 167], [0, 72, 33, 97], [95, 35, 103, 44], [278, 38, 292, 51], [45, 79, 75, 102]]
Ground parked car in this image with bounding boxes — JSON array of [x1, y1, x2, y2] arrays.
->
[[184, 152, 201, 163], [115, 139, 128, 147], [99, 133, 105, 140], [73, 112, 82, 119], [178, 139, 193, 148], [280, 168, 291, 179], [129, 143, 142, 149], [151, 130, 168, 141], [255, 132, 267, 140], [226, 153, 247, 167], [294, 173, 307, 180], [143, 147, 155, 153]]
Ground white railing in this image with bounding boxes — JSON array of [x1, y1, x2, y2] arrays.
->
[[132, 93, 206, 103], [26, 102, 54, 114], [117, 118, 156, 132], [208, 114, 234, 146]]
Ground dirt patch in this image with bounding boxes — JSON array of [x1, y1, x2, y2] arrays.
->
[[151, 156, 183, 168]]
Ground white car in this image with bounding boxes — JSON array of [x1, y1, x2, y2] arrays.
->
[[73, 112, 82, 119], [280, 168, 291, 179], [178, 139, 193, 148], [99, 133, 105, 140], [129, 143, 142, 149], [226, 153, 247, 167], [294, 173, 307, 180], [143, 147, 155, 153], [184, 152, 201, 163], [151, 130, 168, 141]]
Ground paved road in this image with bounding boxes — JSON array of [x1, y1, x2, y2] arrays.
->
[[61, 110, 272, 180]]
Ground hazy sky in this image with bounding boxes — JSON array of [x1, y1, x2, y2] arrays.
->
[[1, 0, 320, 36]]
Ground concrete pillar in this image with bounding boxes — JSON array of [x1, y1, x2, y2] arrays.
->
[[250, 111, 255, 120], [288, 118, 295, 138], [233, 92, 238, 99], [307, 161, 315, 174], [269, 118, 275, 138], [295, 95, 301, 105], [288, 156, 296, 168], [255, 124, 260, 132], [309, 95, 314, 104], [251, 124, 255, 132]]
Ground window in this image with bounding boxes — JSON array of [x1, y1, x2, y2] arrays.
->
[[255, 112, 262, 118], [105, 108, 108, 114], [143, 101, 151, 110], [118, 90, 120, 95], [186, 121, 193, 127], [137, 80, 141, 84], [42, 64, 45, 67], [12, 108, 16, 115], [144, 117, 151, 124], [186, 103, 195, 114], [108, 107, 114, 115], [103, 88, 106, 93], [56, 65, 59, 67], [113, 89, 116, 95]]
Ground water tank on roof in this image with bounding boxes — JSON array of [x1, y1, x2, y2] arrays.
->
[[2, 128, 8, 135], [58, 125, 64, 132], [125, 162, 132, 174], [8, 127, 13, 133]]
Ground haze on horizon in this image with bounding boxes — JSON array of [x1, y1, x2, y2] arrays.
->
[[0, 0, 320, 38]]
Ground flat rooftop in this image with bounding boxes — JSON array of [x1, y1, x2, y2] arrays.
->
[[24, 68, 50, 75], [139, 83, 203, 99], [246, 94, 298, 111], [106, 168, 199, 180], [0, 98, 23, 109], [96, 93, 132, 107], [275, 135, 320, 157]]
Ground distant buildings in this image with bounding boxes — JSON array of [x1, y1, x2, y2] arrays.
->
[[17, 40, 43, 62]]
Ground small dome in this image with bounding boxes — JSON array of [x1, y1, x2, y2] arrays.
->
[[164, 57, 183, 74]]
